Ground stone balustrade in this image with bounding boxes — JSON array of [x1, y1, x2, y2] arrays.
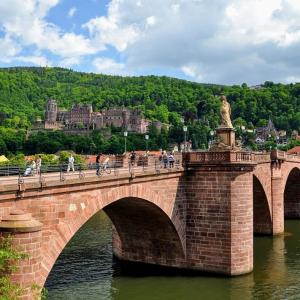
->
[[183, 151, 255, 164]]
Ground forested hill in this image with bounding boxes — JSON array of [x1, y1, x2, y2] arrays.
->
[[0, 66, 300, 132]]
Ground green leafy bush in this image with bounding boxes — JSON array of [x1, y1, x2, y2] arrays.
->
[[0, 236, 27, 300]]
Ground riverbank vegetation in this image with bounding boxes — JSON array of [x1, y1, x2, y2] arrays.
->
[[0, 236, 26, 299]]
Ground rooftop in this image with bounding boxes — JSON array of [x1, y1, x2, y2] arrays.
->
[[287, 146, 300, 154]]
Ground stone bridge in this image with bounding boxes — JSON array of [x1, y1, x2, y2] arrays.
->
[[0, 150, 300, 299]]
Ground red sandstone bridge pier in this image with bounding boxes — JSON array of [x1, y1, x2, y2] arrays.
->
[[1, 150, 300, 299]]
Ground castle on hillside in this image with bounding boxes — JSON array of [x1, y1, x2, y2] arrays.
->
[[43, 99, 153, 134]]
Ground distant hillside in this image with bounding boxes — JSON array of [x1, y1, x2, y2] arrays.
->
[[0, 67, 300, 132]]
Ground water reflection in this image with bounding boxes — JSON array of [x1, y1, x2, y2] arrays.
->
[[46, 212, 114, 300], [46, 212, 300, 300]]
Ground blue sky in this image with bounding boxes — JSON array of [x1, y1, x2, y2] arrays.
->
[[1, 0, 300, 85]]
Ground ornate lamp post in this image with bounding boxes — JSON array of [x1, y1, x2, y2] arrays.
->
[[145, 134, 149, 152], [124, 131, 128, 153], [276, 135, 279, 149], [209, 130, 214, 149], [240, 125, 245, 145], [183, 126, 188, 152]]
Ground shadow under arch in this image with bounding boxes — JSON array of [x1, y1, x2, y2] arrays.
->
[[42, 190, 186, 288], [284, 167, 300, 218], [253, 175, 272, 234], [104, 197, 185, 266]]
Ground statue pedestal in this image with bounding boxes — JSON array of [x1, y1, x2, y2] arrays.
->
[[216, 127, 235, 148], [210, 127, 240, 151]]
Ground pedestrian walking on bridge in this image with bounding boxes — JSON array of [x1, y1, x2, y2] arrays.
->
[[36, 155, 42, 175], [67, 155, 75, 172], [96, 153, 102, 175]]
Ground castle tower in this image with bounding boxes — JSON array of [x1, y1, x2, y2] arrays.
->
[[45, 99, 57, 123]]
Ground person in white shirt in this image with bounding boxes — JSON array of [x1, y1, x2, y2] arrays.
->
[[67, 155, 75, 172], [103, 156, 109, 170], [24, 160, 36, 176], [36, 156, 42, 175]]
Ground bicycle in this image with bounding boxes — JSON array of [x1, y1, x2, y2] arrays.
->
[[97, 164, 111, 177]]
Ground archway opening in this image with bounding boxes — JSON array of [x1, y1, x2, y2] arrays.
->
[[284, 168, 300, 219], [45, 197, 185, 297], [253, 175, 272, 235], [45, 211, 113, 298], [104, 197, 185, 267]]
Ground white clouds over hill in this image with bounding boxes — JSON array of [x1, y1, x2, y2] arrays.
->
[[0, 0, 95, 65], [0, 0, 300, 84]]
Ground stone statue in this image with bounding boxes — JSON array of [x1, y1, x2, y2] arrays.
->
[[220, 95, 233, 128]]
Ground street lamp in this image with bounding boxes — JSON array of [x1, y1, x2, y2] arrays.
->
[[209, 130, 214, 149], [145, 134, 149, 152], [124, 131, 128, 153], [240, 126, 246, 144], [183, 126, 188, 152]]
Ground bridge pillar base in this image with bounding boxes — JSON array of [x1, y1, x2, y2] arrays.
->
[[272, 177, 284, 235], [0, 209, 43, 299], [271, 161, 284, 235], [185, 162, 255, 276]]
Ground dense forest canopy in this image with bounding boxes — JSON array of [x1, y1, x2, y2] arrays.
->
[[1, 67, 300, 130], [0, 67, 300, 155]]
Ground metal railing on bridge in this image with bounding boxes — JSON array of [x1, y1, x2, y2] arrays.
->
[[0, 156, 183, 186]]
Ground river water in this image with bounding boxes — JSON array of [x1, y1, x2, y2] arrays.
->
[[45, 212, 300, 300]]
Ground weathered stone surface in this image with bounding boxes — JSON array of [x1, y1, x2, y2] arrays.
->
[[0, 209, 43, 299], [0, 209, 43, 232]]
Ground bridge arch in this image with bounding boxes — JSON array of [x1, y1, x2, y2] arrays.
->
[[253, 174, 272, 234], [40, 185, 185, 286], [284, 167, 300, 218]]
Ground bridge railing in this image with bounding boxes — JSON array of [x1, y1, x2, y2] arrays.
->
[[183, 150, 300, 164], [252, 152, 271, 163], [270, 150, 287, 161], [183, 151, 255, 164], [0, 156, 183, 185], [286, 153, 300, 162]]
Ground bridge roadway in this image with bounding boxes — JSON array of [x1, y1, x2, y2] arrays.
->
[[0, 163, 170, 187], [1, 150, 300, 299]]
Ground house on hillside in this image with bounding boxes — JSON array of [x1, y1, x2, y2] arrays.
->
[[255, 119, 278, 144]]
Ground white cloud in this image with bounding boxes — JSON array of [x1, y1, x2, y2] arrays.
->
[[0, 0, 96, 63], [1, 0, 300, 84], [83, 0, 140, 52], [0, 35, 21, 62], [88, 0, 300, 84], [68, 7, 77, 18], [181, 65, 196, 78], [93, 57, 126, 75], [146, 16, 156, 27], [59, 56, 80, 67], [285, 75, 300, 83], [15, 55, 49, 66], [223, 0, 300, 47]]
